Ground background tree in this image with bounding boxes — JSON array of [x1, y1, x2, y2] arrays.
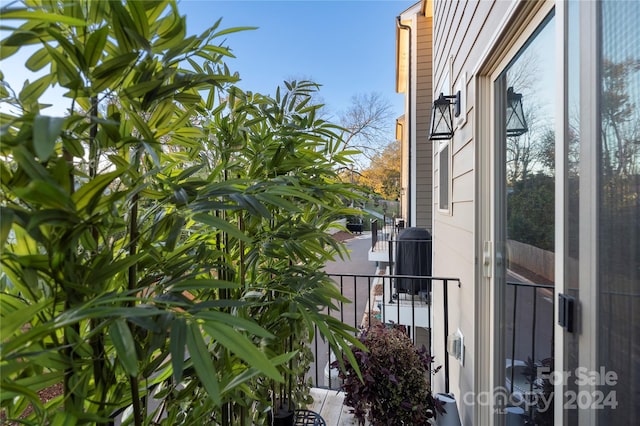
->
[[339, 92, 394, 168], [359, 141, 401, 201]]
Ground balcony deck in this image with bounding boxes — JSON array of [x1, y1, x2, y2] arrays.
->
[[307, 388, 360, 425]]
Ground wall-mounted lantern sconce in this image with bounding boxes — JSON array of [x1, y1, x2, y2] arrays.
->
[[506, 86, 528, 137], [429, 91, 460, 140]]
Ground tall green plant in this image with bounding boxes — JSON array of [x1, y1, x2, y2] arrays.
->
[[1, 1, 363, 425], [0, 1, 274, 424], [175, 82, 365, 424]]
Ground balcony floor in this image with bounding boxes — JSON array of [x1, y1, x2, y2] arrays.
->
[[307, 388, 362, 425]]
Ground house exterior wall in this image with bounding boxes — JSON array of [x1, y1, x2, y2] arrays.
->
[[396, 1, 432, 230], [430, 1, 640, 425], [415, 13, 433, 231], [430, 1, 556, 424], [430, 3, 515, 424], [396, 115, 409, 224]]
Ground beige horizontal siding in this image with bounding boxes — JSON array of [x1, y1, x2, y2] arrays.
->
[[415, 13, 433, 230], [431, 1, 515, 424]]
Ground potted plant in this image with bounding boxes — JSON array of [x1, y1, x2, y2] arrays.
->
[[270, 390, 295, 426], [333, 323, 442, 425], [249, 271, 341, 426]]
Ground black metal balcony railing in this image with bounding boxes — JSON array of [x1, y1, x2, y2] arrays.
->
[[370, 216, 398, 251], [309, 273, 460, 394], [307, 273, 555, 410], [505, 281, 555, 400]]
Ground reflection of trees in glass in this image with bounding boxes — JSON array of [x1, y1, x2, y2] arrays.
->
[[600, 57, 640, 273], [505, 46, 555, 251], [506, 49, 540, 96], [506, 123, 555, 183], [505, 126, 555, 251], [601, 58, 640, 178], [508, 173, 555, 251], [598, 5, 640, 426], [505, 44, 556, 182], [567, 126, 581, 259], [567, 84, 581, 258]]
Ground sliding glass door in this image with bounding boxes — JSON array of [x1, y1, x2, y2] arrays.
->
[[495, 11, 557, 425]]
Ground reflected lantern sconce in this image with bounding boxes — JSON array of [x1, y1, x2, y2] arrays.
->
[[429, 91, 460, 140], [506, 86, 528, 137]]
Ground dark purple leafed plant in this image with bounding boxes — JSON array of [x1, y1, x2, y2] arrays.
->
[[332, 323, 443, 425]]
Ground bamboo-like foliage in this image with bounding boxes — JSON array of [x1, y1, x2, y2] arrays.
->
[[0, 1, 363, 425]]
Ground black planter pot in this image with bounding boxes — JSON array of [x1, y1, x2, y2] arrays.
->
[[270, 405, 295, 426]]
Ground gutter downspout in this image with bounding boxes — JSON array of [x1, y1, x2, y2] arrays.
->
[[396, 16, 412, 227]]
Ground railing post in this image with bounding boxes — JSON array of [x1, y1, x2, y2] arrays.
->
[[444, 280, 450, 394], [381, 275, 387, 325], [397, 277, 401, 325], [371, 219, 378, 251], [510, 285, 518, 394], [339, 275, 344, 326], [353, 275, 358, 330], [531, 286, 537, 394], [314, 324, 319, 386], [411, 279, 416, 345]]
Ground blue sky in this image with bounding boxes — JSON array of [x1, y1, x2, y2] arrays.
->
[[180, 0, 415, 121], [1, 0, 415, 133]]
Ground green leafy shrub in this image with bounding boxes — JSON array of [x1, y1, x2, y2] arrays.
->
[[334, 323, 442, 425]]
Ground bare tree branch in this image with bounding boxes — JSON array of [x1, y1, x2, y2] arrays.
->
[[339, 92, 394, 166]]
